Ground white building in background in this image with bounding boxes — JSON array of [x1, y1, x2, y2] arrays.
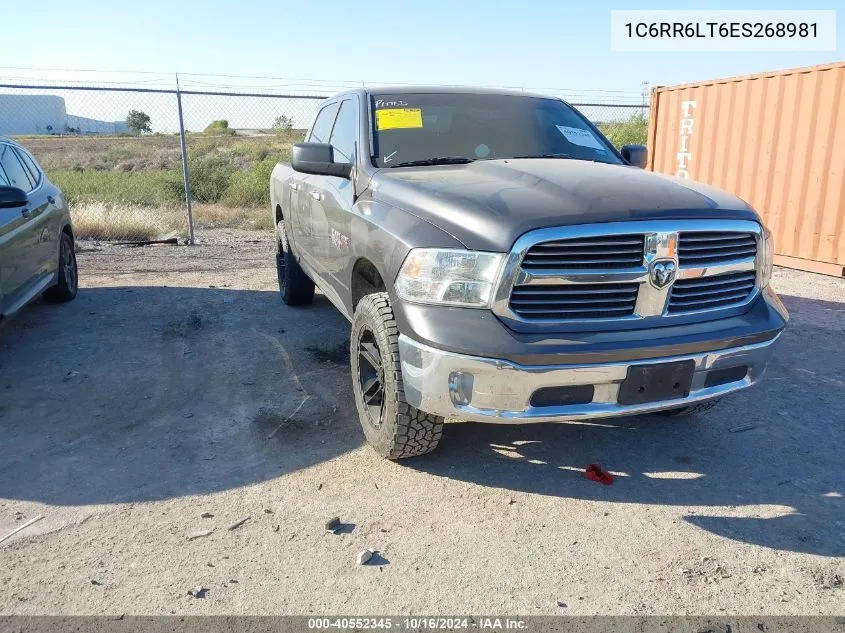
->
[[0, 94, 129, 135]]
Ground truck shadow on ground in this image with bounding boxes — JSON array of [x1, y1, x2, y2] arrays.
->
[[0, 285, 362, 507], [1, 286, 842, 557], [407, 293, 845, 558]]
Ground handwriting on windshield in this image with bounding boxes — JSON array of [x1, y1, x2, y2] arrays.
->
[[375, 99, 409, 108]]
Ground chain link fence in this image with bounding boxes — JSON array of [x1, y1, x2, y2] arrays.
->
[[0, 83, 647, 243]]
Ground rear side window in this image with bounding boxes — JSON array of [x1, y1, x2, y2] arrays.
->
[[308, 102, 340, 143], [0, 144, 35, 192], [15, 148, 42, 187], [329, 100, 357, 163]]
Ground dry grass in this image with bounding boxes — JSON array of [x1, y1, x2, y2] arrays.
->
[[191, 204, 273, 231], [24, 131, 295, 242], [71, 201, 185, 241], [70, 201, 272, 242], [21, 135, 183, 172]]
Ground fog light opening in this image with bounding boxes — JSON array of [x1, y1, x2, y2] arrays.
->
[[704, 365, 749, 388], [530, 385, 595, 408], [448, 371, 475, 406]]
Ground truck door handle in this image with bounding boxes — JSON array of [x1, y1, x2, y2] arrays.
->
[[309, 191, 323, 201], [289, 183, 299, 191]]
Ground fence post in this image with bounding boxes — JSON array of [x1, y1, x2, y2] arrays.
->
[[175, 75, 195, 245]]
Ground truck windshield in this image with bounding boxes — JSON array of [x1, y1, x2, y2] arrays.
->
[[370, 93, 623, 168]]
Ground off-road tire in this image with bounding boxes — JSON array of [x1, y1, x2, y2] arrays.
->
[[351, 292, 444, 459], [43, 232, 78, 303], [276, 220, 314, 306], [656, 398, 721, 417]]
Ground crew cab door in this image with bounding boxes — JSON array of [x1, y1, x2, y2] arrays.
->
[[316, 98, 358, 302], [293, 101, 339, 269]]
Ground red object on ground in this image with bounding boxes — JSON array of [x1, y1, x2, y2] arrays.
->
[[585, 463, 614, 485]]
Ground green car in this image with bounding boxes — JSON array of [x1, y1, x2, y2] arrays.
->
[[0, 136, 77, 317]]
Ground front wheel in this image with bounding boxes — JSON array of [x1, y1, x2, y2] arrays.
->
[[43, 232, 78, 303], [350, 293, 444, 459]]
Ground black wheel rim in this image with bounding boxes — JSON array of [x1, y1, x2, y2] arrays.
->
[[357, 328, 384, 427], [62, 238, 77, 293]]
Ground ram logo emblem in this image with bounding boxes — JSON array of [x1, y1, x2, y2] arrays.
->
[[650, 260, 677, 289]]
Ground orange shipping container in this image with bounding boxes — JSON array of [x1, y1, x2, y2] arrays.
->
[[647, 61, 845, 277]]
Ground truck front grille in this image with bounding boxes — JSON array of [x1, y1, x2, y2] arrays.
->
[[668, 271, 756, 313], [678, 232, 757, 266], [521, 235, 644, 270], [509, 283, 638, 320], [497, 221, 761, 331]]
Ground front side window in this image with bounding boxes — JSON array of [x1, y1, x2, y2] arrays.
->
[[329, 100, 357, 163], [308, 102, 340, 144], [371, 93, 622, 168], [0, 144, 35, 192]]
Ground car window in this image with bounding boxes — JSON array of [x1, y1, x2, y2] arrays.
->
[[308, 102, 340, 143], [0, 144, 35, 192], [0, 162, 9, 186], [329, 100, 357, 163], [14, 148, 42, 187], [370, 93, 622, 167]]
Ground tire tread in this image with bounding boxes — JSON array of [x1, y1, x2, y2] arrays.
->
[[353, 292, 443, 459]]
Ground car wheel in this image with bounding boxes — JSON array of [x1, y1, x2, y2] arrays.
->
[[276, 220, 314, 306], [351, 292, 444, 459], [656, 398, 721, 416], [43, 232, 78, 303]]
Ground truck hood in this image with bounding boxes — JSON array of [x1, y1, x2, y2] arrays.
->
[[370, 159, 760, 251]]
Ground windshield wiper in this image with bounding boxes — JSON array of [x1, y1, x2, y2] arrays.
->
[[510, 153, 576, 160], [510, 153, 615, 165], [388, 157, 475, 168]]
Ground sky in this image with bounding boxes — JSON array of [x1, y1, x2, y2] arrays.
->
[[1, 0, 842, 130]]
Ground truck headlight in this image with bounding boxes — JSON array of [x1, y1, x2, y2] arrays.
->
[[760, 227, 774, 288], [395, 249, 505, 308]]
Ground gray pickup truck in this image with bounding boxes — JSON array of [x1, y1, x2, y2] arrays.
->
[[270, 87, 787, 459]]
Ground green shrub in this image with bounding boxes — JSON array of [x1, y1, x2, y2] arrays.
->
[[186, 155, 233, 203], [51, 169, 182, 206], [223, 157, 277, 207], [599, 114, 648, 149], [204, 120, 236, 136]]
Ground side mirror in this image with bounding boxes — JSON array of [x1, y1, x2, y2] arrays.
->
[[621, 144, 647, 169], [291, 143, 352, 179], [0, 186, 28, 209]]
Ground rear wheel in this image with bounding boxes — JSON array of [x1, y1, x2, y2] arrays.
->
[[656, 398, 721, 417], [276, 220, 314, 306], [351, 292, 444, 459], [43, 232, 78, 303]]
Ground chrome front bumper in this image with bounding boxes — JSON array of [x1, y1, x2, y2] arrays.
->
[[398, 334, 780, 423]]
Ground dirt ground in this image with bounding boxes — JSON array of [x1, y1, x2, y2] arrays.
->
[[0, 229, 843, 615]]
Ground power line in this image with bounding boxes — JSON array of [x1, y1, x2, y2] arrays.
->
[[0, 66, 644, 97]]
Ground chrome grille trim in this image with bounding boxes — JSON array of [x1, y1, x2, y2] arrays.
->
[[678, 232, 757, 265], [668, 271, 756, 313], [521, 234, 645, 269], [510, 283, 638, 319], [491, 219, 763, 333]]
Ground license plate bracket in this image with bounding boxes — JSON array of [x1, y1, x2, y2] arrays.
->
[[618, 360, 695, 405]]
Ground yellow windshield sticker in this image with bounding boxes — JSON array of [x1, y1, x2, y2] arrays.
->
[[375, 108, 423, 130]]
